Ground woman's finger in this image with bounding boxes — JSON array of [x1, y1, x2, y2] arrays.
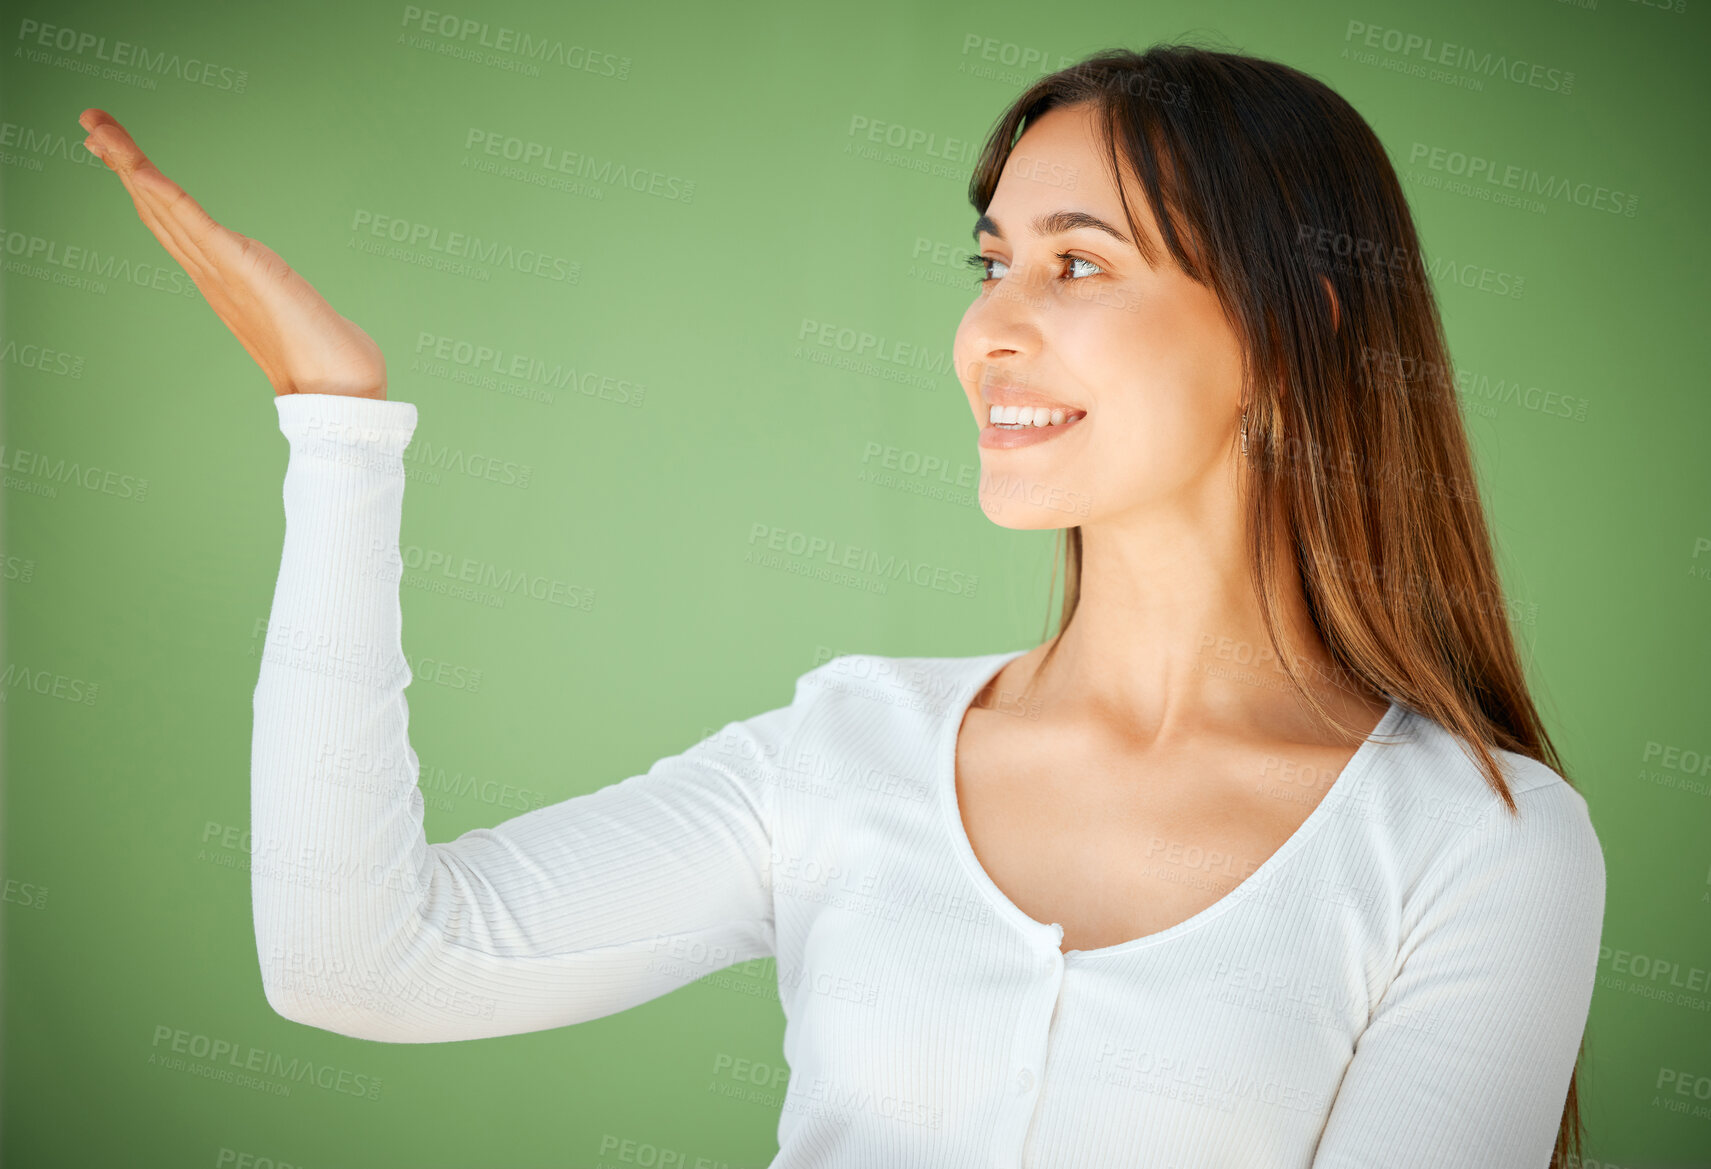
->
[[83, 112, 223, 278], [135, 167, 228, 279], [86, 132, 206, 280], [100, 157, 197, 267]]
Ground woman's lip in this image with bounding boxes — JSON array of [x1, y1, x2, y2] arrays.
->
[[978, 411, 1087, 450]]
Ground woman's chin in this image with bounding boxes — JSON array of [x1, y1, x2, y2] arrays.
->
[[978, 495, 1079, 530]]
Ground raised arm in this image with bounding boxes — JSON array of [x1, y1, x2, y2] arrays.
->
[[78, 107, 807, 1043], [1310, 777, 1607, 1168], [253, 394, 805, 1041]]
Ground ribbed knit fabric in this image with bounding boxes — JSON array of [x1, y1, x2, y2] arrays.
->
[[252, 392, 1607, 1169]]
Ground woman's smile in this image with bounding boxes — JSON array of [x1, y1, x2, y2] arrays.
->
[[979, 409, 1089, 450]]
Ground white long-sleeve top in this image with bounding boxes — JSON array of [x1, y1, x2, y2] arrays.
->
[[251, 392, 1607, 1169]]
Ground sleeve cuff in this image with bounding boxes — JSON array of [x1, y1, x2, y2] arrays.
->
[[274, 392, 418, 447]]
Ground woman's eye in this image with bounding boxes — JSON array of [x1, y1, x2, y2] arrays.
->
[[1060, 254, 1103, 280], [963, 251, 1103, 286]]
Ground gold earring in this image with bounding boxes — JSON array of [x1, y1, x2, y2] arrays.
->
[[1240, 411, 1249, 455]]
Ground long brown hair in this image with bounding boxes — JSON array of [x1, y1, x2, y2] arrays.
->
[[967, 43, 1590, 1166]]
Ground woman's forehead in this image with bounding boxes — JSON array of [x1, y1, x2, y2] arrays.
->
[[990, 105, 1174, 264]]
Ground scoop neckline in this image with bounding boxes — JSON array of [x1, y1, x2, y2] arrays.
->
[[936, 648, 1406, 961]]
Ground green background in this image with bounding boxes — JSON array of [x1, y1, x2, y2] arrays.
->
[[4, 0, 1708, 1165]]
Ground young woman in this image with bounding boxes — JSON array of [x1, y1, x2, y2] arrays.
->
[[83, 43, 1605, 1169]]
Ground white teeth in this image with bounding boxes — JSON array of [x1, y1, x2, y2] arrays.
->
[[988, 404, 1079, 428]]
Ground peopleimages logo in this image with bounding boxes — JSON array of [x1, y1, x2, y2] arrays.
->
[[1343, 20, 1575, 95], [14, 18, 250, 92], [463, 129, 696, 203], [0, 223, 200, 298], [1407, 142, 1639, 217], [380, 538, 597, 611], [746, 522, 979, 598], [148, 1024, 382, 1100], [0, 436, 150, 501], [411, 331, 647, 407], [0, 331, 86, 377], [348, 210, 580, 282], [397, 6, 632, 78]]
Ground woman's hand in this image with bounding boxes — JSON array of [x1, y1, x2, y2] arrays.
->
[[79, 108, 388, 400]]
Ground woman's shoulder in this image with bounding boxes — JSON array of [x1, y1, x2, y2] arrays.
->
[[694, 650, 1019, 763], [1379, 704, 1592, 821], [1370, 706, 1604, 903], [791, 648, 1028, 719]]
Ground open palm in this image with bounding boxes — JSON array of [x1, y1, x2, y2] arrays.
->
[[80, 107, 387, 400]]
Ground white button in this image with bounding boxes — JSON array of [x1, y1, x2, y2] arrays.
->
[[1016, 1068, 1035, 1093]]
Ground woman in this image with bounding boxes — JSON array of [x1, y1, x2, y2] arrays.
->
[[83, 43, 1605, 1169]]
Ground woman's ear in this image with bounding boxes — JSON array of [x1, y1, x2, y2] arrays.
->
[[1320, 273, 1341, 333]]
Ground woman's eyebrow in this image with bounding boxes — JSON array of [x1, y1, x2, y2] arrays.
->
[[972, 209, 1133, 247]]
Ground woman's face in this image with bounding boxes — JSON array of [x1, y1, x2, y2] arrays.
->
[[954, 101, 1247, 531]]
